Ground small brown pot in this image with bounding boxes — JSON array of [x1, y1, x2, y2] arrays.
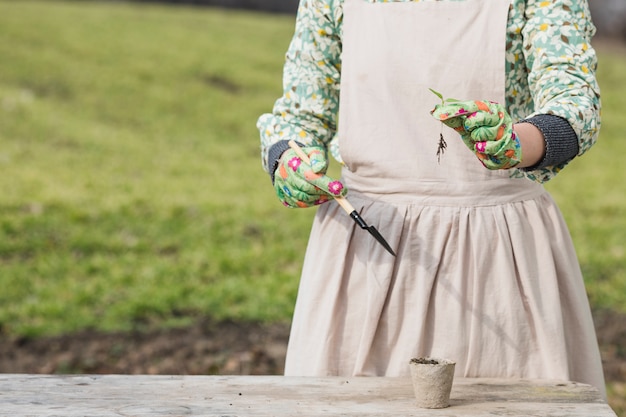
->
[[408, 357, 456, 409]]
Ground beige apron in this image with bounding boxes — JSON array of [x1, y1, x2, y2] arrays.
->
[[284, 0, 605, 397]]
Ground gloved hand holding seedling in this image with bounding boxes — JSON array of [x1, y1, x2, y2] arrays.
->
[[430, 89, 522, 170]]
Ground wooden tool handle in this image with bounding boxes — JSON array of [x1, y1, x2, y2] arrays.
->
[[287, 140, 354, 215]]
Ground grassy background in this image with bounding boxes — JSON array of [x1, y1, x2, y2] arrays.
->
[[0, 0, 314, 336], [0, 0, 624, 411]]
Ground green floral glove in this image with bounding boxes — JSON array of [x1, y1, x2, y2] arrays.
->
[[273, 145, 346, 208], [431, 100, 522, 169]]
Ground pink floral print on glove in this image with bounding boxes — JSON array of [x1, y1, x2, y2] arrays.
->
[[273, 145, 346, 208]]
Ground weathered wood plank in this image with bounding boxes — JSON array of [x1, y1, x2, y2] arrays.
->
[[0, 375, 617, 416]]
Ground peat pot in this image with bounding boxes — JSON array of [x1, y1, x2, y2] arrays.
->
[[409, 357, 456, 409]]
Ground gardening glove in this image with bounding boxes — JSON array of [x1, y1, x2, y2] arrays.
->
[[273, 143, 346, 208], [431, 100, 522, 170]]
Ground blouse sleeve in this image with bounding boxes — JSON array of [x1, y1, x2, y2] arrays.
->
[[257, 0, 343, 174], [519, 0, 601, 182]]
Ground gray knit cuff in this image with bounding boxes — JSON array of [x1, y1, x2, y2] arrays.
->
[[268, 140, 302, 184], [518, 114, 579, 171]]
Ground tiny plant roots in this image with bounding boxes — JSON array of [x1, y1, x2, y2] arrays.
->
[[437, 132, 447, 163], [429, 88, 459, 164]]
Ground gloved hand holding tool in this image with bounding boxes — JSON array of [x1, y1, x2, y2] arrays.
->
[[286, 140, 396, 257], [431, 100, 522, 170], [272, 142, 346, 208]]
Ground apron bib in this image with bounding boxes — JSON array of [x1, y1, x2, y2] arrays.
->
[[338, 0, 535, 199]]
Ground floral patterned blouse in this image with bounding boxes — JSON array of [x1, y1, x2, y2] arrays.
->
[[257, 0, 600, 183]]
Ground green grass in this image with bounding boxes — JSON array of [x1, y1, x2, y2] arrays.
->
[[0, 0, 314, 336], [0, 0, 625, 339]]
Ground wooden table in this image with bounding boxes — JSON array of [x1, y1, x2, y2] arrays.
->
[[0, 374, 617, 416]]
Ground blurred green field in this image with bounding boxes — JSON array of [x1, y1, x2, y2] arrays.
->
[[0, 0, 313, 336], [0, 0, 624, 337]]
